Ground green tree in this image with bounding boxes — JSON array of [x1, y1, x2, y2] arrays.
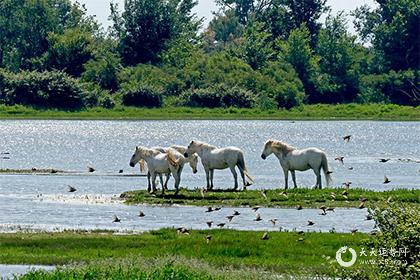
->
[[0, 0, 96, 71], [353, 0, 420, 71], [205, 9, 244, 49], [111, 0, 200, 65], [315, 13, 362, 103], [278, 24, 319, 102]]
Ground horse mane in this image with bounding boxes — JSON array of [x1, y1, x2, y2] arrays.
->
[[138, 146, 160, 157], [269, 139, 296, 154], [192, 140, 217, 150], [167, 149, 180, 167]]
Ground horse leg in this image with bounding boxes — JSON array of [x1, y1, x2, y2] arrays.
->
[[147, 171, 151, 192], [210, 169, 215, 190], [283, 168, 289, 190], [158, 174, 165, 194], [205, 168, 211, 190], [291, 170, 298, 189], [312, 167, 321, 189], [317, 166, 322, 189], [164, 173, 170, 190], [172, 167, 181, 195], [237, 164, 246, 187], [151, 172, 157, 193], [229, 167, 238, 190]]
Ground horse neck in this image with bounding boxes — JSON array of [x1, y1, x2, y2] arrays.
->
[[139, 148, 158, 161], [195, 143, 216, 157], [272, 142, 294, 160]]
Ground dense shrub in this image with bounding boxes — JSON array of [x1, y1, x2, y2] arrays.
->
[[81, 83, 115, 109], [120, 83, 163, 108], [0, 69, 85, 109], [358, 70, 420, 106], [256, 61, 305, 109], [180, 85, 255, 108], [82, 51, 121, 92], [118, 64, 183, 96]]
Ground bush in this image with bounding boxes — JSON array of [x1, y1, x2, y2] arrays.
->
[[81, 83, 115, 109], [120, 83, 163, 108], [256, 61, 305, 109], [118, 64, 183, 96], [82, 51, 121, 92], [0, 69, 85, 109], [180, 85, 255, 108], [358, 70, 420, 106]]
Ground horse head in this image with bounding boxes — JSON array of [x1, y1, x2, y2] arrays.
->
[[261, 140, 274, 160], [129, 146, 142, 167]]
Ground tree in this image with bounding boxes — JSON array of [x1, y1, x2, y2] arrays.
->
[[353, 0, 420, 71], [278, 24, 319, 101], [111, 0, 200, 65], [205, 9, 244, 48], [315, 13, 362, 103], [215, 0, 275, 25], [0, 0, 96, 71]]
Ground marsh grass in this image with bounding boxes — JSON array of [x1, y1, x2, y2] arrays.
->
[[0, 104, 418, 120], [122, 188, 420, 208], [1, 229, 370, 278]]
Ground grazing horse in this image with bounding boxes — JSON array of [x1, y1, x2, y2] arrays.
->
[[141, 145, 198, 191], [260, 139, 332, 189], [184, 140, 253, 190], [129, 146, 186, 194]]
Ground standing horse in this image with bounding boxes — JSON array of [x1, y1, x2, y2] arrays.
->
[[141, 146, 198, 191], [184, 140, 253, 190], [129, 146, 186, 194], [260, 139, 332, 189]]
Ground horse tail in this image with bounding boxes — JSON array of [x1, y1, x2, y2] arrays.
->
[[321, 153, 332, 186], [139, 159, 146, 173], [237, 152, 254, 184], [167, 149, 180, 167]]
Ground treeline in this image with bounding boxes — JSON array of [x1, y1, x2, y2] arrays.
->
[[0, 0, 419, 110]]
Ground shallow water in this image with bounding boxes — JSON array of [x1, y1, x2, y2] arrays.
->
[[0, 120, 418, 233], [0, 264, 54, 279]]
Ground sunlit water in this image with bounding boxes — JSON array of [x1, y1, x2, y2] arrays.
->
[[0, 120, 418, 233]]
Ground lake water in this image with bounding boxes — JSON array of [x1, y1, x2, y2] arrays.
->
[[0, 120, 418, 233]]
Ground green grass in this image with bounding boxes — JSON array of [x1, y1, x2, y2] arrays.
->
[[0, 104, 419, 120], [122, 188, 420, 208], [0, 229, 371, 278]]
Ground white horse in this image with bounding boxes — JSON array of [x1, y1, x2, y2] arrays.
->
[[141, 145, 198, 191], [261, 139, 332, 189], [184, 140, 253, 190], [129, 146, 186, 194]]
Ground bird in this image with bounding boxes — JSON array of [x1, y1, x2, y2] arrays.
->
[[366, 214, 373, 221], [326, 207, 335, 212], [51, 169, 58, 174], [383, 176, 391, 184], [296, 205, 303, 210], [254, 213, 262, 221], [297, 230, 305, 235], [0, 152, 10, 155], [87, 166, 95, 173], [335, 157, 344, 164], [206, 221, 213, 228], [68, 185, 77, 193], [113, 215, 121, 223], [205, 207, 213, 213], [342, 181, 352, 188], [307, 220, 315, 226], [343, 135, 352, 142], [358, 201, 365, 209], [233, 210, 240, 216], [319, 205, 327, 214], [177, 227, 189, 235], [260, 189, 268, 199], [213, 207, 221, 211], [205, 235, 212, 243], [138, 211, 145, 217], [269, 218, 278, 226], [319, 211, 327, 216], [251, 206, 260, 212], [326, 170, 333, 175], [351, 229, 358, 234], [298, 237, 305, 242], [348, 167, 354, 170], [118, 169, 123, 173], [379, 158, 390, 163], [329, 227, 336, 233], [330, 192, 336, 200], [226, 215, 234, 222], [261, 232, 269, 240], [217, 223, 225, 228]]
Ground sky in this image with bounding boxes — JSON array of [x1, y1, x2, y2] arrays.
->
[[74, 0, 377, 33]]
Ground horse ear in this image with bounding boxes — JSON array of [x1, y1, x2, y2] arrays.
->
[[136, 146, 139, 151], [190, 140, 195, 145]]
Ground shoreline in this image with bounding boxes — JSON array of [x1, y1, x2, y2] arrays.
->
[[1, 104, 419, 121]]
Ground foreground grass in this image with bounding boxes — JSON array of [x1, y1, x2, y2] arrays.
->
[[0, 229, 370, 278], [122, 188, 420, 208], [0, 104, 419, 120]]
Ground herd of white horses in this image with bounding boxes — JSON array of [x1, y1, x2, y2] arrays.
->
[[129, 139, 332, 194]]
